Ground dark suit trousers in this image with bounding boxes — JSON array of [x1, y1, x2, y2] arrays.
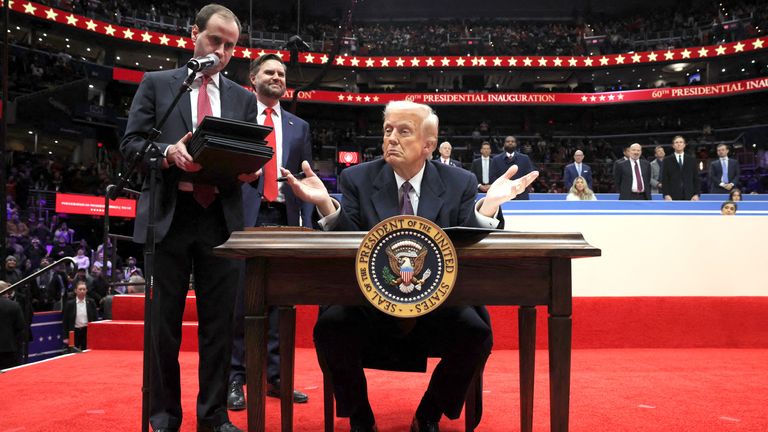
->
[[73, 327, 87, 350], [230, 203, 288, 384], [150, 192, 238, 429], [314, 305, 492, 420]]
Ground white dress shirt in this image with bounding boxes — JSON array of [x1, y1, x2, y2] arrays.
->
[[190, 71, 221, 130], [481, 156, 490, 184], [75, 298, 88, 328]]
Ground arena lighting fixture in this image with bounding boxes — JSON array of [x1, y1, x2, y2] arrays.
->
[[722, 68, 727, 72], [54, 140, 59, 144], [116, 56, 121, 60], [86, 47, 91, 51], [88, 84, 94, 88], [664, 63, 690, 73], [28, 131, 34, 134], [148, 55, 152, 58], [66, 44, 70, 48]]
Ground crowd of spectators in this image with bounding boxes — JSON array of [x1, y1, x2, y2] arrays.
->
[[34, 0, 768, 56], [3, 150, 141, 330]]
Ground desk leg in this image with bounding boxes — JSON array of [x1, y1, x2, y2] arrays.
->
[[548, 316, 571, 432], [549, 258, 572, 432], [245, 258, 268, 432], [245, 314, 267, 432], [278, 306, 296, 432], [518, 306, 536, 432]]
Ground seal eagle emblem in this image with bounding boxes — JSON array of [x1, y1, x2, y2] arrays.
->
[[356, 215, 457, 317]]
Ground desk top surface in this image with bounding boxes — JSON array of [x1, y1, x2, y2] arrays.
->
[[216, 229, 601, 259]]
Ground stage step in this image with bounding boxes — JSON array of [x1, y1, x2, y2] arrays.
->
[[112, 294, 199, 321], [89, 320, 200, 351], [88, 297, 768, 352]]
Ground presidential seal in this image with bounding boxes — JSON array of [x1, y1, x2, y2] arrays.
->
[[356, 215, 458, 317]]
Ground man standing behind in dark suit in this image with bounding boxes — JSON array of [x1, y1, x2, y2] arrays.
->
[[470, 141, 493, 192], [563, 150, 592, 191], [662, 135, 701, 201], [227, 54, 312, 411], [650, 145, 665, 195], [62, 280, 98, 350], [614, 143, 652, 200], [434, 141, 463, 168], [282, 101, 538, 432], [708, 144, 740, 194], [120, 4, 258, 432], [489, 135, 536, 200]]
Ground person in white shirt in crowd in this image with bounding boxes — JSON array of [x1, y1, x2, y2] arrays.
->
[[434, 141, 462, 168], [62, 280, 98, 350]]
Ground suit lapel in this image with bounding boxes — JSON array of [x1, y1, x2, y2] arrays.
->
[[281, 110, 294, 166], [371, 163, 400, 221], [219, 76, 235, 120], [417, 162, 445, 222], [170, 68, 192, 131]]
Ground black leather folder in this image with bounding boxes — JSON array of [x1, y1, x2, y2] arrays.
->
[[188, 116, 274, 186]]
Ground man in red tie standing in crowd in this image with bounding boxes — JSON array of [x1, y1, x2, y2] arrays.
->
[[615, 143, 652, 200], [120, 4, 259, 432]]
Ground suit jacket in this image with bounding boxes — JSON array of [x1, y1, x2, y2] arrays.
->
[[489, 152, 536, 200], [434, 157, 463, 168], [662, 153, 701, 200], [334, 158, 504, 232], [62, 297, 99, 337], [470, 157, 492, 186], [563, 163, 593, 191], [241, 106, 314, 228], [614, 159, 652, 200], [708, 158, 740, 194], [650, 158, 663, 194], [330, 158, 502, 371], [120, 67, 259, 243], [0, 297, 25, 353]]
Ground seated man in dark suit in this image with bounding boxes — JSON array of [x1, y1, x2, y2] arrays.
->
[[282, 100, 538, 432]]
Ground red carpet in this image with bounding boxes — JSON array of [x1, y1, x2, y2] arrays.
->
[[2, 348, 767, 431]]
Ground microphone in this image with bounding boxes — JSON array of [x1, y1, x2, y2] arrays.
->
[[187, 54, 220, 72]]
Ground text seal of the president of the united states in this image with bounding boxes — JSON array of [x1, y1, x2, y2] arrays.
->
[[356, 215, 458, 318]]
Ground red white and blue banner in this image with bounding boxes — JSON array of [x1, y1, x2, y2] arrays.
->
[[111, 68, 768, 106], [8, 0, 767, 70]]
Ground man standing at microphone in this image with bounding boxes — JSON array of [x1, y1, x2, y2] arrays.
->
[[120, 4, 258, 432]]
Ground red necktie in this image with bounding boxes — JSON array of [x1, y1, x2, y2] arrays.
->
[[262, 107, 278, 202], [634, 160, 644, 193], [193, 75, 216, 208]]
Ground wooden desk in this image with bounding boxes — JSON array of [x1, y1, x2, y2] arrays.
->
[[217, 230, 600, 432]]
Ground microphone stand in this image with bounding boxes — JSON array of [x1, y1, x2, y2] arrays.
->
[[108, 69, 197, 432]]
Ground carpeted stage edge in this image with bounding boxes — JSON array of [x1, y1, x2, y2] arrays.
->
[[2, 348, 768, 431], [90, 296, 768, 351]]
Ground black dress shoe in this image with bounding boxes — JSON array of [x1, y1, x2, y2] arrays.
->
[[153, 429, 179, 432], [227, 380, 246, 411], [267, 379, 309, 403], [349, 424, 378, 432], [197, 421, 242, 432], [410, 416, 440, 432]]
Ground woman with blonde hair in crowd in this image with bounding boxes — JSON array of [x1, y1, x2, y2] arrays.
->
[[566, 176, 597, 201]]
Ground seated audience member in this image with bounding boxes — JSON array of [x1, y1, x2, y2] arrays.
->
[[0, 281, 27, 370], [720, 201, 737, 215], [50, 237, 75, 259], [566, 176, 597, 201], [53, 221, 75, 244], [729, 188, 742, 202], [62, 280, 99, 350], [73, 247, 90, 271], [24, 236, 47, 269]]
